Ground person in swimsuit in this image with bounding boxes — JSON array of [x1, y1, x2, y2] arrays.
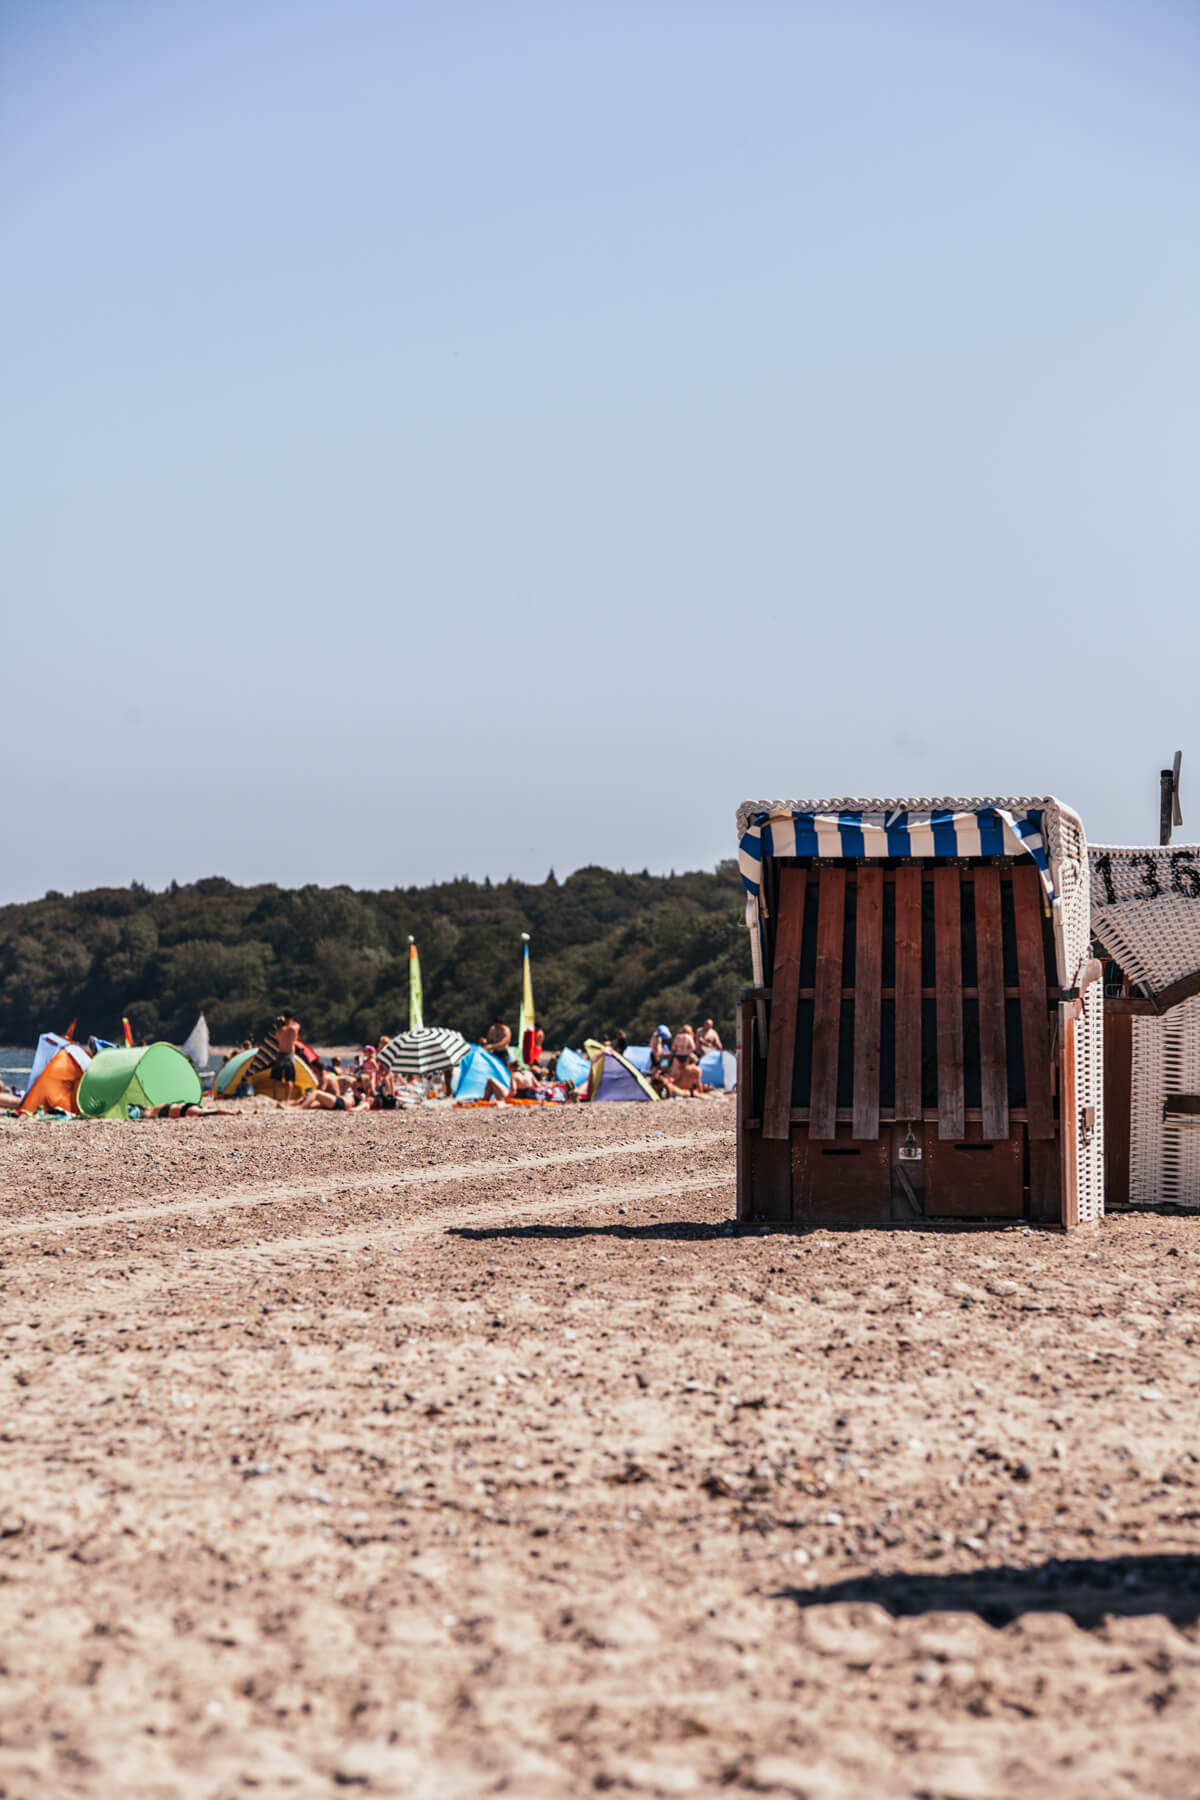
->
[[358, 1046, 382, 1095], [669, 1024, 697, 1080], [671, 1054, 706, 1097], [271, 1013, 302, 1101]]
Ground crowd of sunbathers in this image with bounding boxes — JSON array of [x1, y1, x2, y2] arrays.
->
[[214, 1016, 446, 1110], [639, 1019, 724, 1096], [214, 1012, 726, 1109], [472, 1016, 724, 1102]]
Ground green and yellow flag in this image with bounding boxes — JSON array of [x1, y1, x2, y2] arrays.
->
[[518, 935, 534, 1061], [408, 938, 423, 1031]]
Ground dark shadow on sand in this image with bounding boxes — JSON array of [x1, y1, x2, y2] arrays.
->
[[772, 1554, 1200, 1629], [450, 1221, 734, 1242], [450, 1219, 1056, 1242]]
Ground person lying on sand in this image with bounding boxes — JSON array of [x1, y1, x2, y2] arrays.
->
[[294, 1082, 370, 1112], [482, 1064, 535, 1102]]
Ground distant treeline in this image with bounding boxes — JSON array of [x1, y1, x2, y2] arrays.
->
[[0, 865, 749, 1050]]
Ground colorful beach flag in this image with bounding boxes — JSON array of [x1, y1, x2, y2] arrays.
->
[[122, 1017, 133, 1048], [408, 938, 423, 1031], [518, 935, 535, 1064]]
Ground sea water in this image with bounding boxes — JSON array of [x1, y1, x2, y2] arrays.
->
[[0, 1047, 35, 1091], [1, 1045, 220, 1093]]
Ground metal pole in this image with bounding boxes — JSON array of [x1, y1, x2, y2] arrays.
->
[[1160, 769, 1174, 846]]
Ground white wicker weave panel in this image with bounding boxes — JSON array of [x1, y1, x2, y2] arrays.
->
[[1076, 983, 1105, 1223], [1129, 995, 1200, 1208], [1053, 808, 1103, 1221], [1130, 1015, 1166, 1206], [1049, 808, 1091, 987], [1090, 844, 1200, 991]]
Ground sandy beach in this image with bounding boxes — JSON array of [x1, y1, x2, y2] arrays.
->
[[2, 1099, 1199, 1797]]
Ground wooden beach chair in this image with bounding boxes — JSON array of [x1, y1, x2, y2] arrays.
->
[[1091, 841, 1200, 1208], [735, 796, 1103, 1228]]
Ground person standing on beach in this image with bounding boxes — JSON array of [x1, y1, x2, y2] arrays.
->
[[696, 1018, 722, 1054], [271, 1011, 302, 1102], [669, 1024, 697, 1080]]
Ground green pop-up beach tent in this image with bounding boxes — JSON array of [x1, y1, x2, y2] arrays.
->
[[76, 1044, 202, 1119]]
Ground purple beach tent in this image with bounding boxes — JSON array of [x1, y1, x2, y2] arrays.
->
[[583, 1042, 659, 1102]]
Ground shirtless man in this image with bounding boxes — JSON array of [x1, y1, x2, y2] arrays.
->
[[271, 1012, 301, 1102], [483, 1021, 512, 1061], [696, 1018, 723, 1054]]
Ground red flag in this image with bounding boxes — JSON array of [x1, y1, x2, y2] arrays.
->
[[64, 1016, 78, 1043], [122, 1017, 133, 1048]]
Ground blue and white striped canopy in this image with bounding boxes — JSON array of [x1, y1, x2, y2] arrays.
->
[[738, 804, 1053, 903]]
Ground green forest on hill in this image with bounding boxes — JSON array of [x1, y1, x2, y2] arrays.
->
[[0, 865, 749, 1050]]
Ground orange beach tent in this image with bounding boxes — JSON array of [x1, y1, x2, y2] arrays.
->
[[18, 1035, 91, 1115]]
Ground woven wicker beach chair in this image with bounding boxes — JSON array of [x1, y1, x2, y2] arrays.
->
[[735, 796, 1102, 1228], [1091, 842, 1200, 1208]]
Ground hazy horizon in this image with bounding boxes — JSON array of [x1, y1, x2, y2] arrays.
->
[[4, 1, 1198, 905]]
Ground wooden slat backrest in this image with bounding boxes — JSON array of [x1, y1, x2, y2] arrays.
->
[[762, 867, 807, 1140], [974, 865, 1009, 1140], [851, 866, 883, 1139], [808, 866, 846, 1139], [1103, 1010, 1132, 1205], [933, 866, 966, 1140], [760, 859, 1057, 1152], [893, 865, 923, 1121], [1011, 862, 1056, 1139]]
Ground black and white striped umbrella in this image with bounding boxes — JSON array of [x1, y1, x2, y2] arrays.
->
[[379, 1027, 469, 1076]]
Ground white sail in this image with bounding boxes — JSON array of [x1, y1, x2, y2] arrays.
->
[[180, 1012, 210, 1073]]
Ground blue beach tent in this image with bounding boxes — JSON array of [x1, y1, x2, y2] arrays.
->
[[452, 1045, 512, 1102], [555, 1047, 591, 1087], [700, 1049, 737, 1091]]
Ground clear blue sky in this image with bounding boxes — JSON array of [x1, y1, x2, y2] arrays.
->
[[3, 0, 1198, 902]]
